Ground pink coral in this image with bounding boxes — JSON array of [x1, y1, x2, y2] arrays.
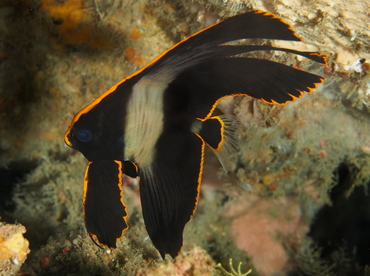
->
[[227, 194, 307, 276]]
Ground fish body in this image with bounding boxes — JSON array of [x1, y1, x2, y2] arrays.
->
[[64, 11, 326, 258]]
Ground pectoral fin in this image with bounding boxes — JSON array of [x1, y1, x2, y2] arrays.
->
[[139, 131, 205, 258], [84, 160, 129, 248], [196, 116, 237, 172]]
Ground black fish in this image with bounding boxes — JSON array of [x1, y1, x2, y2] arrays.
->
[[64, 10, 326, 258]]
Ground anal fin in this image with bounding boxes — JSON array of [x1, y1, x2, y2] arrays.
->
[[139, 131, 204, 258]]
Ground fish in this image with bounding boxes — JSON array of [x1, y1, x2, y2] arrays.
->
[[64, 10, 326, 258]]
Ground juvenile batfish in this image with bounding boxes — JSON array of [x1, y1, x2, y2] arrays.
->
[[64, 10, 326, 258]]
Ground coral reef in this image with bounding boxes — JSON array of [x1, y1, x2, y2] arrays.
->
[[136, 245, 215, 276], [41, 0, 114, 50], [1, 0, 370, 275], [0, 222, 30, 276]]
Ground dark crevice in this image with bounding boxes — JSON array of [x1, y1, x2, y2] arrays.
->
[[308, 162, 370, 270], [0, 159, 38, 219]]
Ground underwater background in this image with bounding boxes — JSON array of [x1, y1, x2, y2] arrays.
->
[[1, 0, 370, 275]]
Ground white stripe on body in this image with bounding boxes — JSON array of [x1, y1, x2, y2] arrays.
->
[[124, 77, 167, 168]]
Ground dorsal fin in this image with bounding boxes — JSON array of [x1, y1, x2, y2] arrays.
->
[[144, 11, 321, 82]]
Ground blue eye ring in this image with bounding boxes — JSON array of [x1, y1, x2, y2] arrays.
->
[[76, 129, 93, 143]]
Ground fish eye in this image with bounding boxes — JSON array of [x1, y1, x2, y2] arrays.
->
[[76, 129, 93, 143]]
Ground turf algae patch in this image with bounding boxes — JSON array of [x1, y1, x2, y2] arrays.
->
[[11, 154, 85, 252]]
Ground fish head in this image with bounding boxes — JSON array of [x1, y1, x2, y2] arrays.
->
[[64, 102, 125, 162]]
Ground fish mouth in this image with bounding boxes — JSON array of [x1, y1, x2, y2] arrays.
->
[[64, 128, 73, 147]]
